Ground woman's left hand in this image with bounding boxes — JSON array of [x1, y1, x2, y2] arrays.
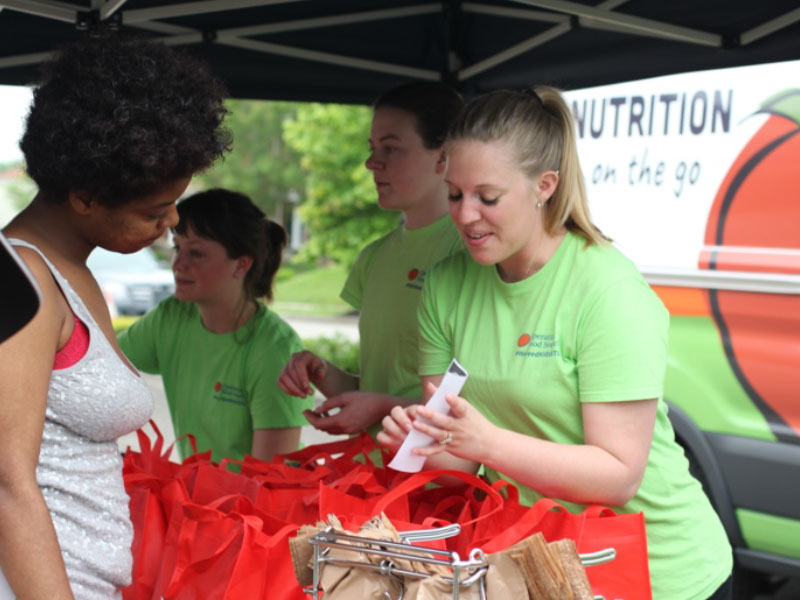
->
[[304, 392, 404, 435], [409, 381, 497, 463]]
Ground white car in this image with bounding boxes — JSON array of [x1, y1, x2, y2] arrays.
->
[[87, 247, 174, 316]]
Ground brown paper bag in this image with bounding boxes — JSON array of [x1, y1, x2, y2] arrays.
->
[[501, 533, 595, 600], [289, 523, 321, 587], [549, 539, 593, 600], [503, 533, 572, 600], [486, 552, 530, 600], [406, 574, 482, 600]]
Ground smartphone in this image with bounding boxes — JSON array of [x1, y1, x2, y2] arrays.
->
[[0, 232, 42, 343]]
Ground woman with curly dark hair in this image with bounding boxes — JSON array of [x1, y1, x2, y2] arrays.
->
[[0, 35, 230, 599]]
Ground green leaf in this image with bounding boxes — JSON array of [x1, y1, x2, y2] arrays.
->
[[759, 89, 800, 126]]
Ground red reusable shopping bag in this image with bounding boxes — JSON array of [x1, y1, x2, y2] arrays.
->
[[478, 497, 651, 600], [155, 494, 305, 600], [124, 486, 167, 600], [123, 422, 211, 600]]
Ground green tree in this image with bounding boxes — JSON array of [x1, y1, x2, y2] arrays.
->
[[196, 100, 305, 223], [1, 166, 35, 219], [283, 103, 397, 266]]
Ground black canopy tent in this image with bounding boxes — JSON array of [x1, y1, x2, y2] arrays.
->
[[1, 0, 800, 104]]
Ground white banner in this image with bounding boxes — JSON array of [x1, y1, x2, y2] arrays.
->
[[564, 60, 800, 271]]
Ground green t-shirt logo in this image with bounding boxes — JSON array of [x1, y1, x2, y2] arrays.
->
[[406, 268, 426, 291], [213, 381, 247, 406], [515, 332, 561, 358]]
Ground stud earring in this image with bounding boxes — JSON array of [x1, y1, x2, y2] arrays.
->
[[536, 200, 544, 208]]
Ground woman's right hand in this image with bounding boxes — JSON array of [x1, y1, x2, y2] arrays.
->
[[278, 351, 327, 397], [376, 404, 420, 452]]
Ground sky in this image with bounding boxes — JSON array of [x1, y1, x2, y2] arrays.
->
[[0, 84, 33, 164]]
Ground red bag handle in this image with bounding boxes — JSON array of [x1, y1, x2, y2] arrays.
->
[[478, 497, 569, 554], [370, 470, 503, 526], [327, 465, 388, 496], [280, 433, 377, 466], [133, 420, 202, 463], [172, 432, 200, 461], [220, 456, 333, 488], [490, 478, 520, 504], [132, 420, 170, 464], [477, 499, 624, 551], [136, 420, 163, 456], [582, 504, 617, 518]]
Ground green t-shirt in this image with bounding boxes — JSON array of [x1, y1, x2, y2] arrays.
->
[[341, 215, 463, 400], [119, 297, 310, 462], [418, 232, 732, 600]]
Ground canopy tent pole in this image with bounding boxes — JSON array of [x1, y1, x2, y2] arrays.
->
[[740, 6, 800, 46], [463, 2, 569, 24], [511, 0, 722, 47], [121, 0, 305, 24], [0, 0, 76, 22], [0, 51, 53, 69], [218, 5, 441, 37], [458, 0, 629, 82], [217, 35, 440, 80], [99, 0, 127, 20], [459, 22, 570, 81]]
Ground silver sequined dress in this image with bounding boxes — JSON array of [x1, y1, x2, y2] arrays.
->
[[6, 240, 153, 599]]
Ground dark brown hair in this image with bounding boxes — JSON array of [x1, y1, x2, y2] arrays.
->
[[374, 81, 464, 149]]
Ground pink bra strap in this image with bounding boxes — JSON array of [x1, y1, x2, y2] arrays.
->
[[53, 313, 89, 370]]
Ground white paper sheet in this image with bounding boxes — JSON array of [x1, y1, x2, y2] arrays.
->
[[388, 358, 468, 472]]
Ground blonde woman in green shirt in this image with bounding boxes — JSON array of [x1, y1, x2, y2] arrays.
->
[[379, 88, 733, 600], [278, 82, 464, 436]]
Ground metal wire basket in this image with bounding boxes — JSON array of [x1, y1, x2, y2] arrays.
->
[[303, 522, 616, 600]]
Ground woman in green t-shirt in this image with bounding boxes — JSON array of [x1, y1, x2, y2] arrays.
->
[[379, 88, 733, 600], [278, 82, 464, 436], [119, 189, 310, 463]]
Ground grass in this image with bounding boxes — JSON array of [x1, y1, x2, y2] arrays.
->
[[113, 315, 139, 333], [272, 261, 352, 317]]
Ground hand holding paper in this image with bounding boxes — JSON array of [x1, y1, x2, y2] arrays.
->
[[388, 359, 468, 472]]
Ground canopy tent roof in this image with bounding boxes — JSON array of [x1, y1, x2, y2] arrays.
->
[[1, 0, 800, 103]]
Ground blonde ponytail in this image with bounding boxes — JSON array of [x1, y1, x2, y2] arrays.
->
[[534, 86, 607, 245], [447, 86, 608, 245]]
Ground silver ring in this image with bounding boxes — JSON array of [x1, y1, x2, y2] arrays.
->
[[440, 431, 453, 446]]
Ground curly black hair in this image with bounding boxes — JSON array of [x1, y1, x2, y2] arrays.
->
[[20, 34, 231, 206]]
